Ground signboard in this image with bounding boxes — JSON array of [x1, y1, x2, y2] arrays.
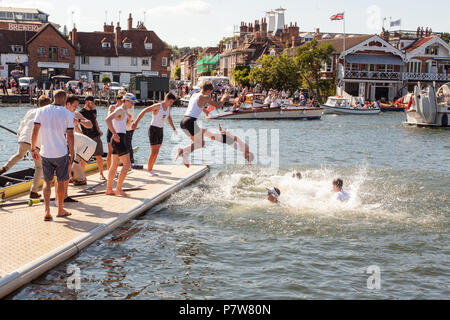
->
[[142, 71, 159, 76], [8, 23, 41, 32]]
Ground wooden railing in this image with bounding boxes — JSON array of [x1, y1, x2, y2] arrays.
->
[[344, 70, 402, 81], [402, 72, 450, 81]]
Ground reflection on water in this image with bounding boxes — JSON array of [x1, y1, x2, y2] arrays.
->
[[2, 106, 449, 299]]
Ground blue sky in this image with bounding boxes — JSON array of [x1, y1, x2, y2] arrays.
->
[[2, 0, 448, 47]]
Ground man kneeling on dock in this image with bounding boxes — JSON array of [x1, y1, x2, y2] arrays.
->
[[104, 93, 135, 197], [31, 90, 75, 221]]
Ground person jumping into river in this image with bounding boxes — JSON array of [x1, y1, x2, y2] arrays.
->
[[174, 81, 254, 167], [267, 187, 281, 204], [105, 93, 135, 197], [132, 93, 178, 177]]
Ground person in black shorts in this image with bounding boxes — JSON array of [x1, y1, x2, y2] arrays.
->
[[78, 95, 105, 180], [106, 95, 124, 169], [132, 93, 177, 176]]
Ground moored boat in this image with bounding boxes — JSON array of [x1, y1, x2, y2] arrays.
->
[[404, 82, 450, 128], [320, 96, 381, 115], [206, 105, 323, 120]]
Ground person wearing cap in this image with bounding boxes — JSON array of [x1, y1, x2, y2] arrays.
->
[[106, 94, 125, 170], [333, 178, 350, 202], [267, 187, 281, 204], [78, 95, 105, 180], [104, 93, 135, 197]]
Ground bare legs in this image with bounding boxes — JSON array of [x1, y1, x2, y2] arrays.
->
[[96, 155, 105, 179], [43, 180, 52, 220], [107, 143, 112, 170], [106, 153, 131, 197], [147, 145, 161, 173]]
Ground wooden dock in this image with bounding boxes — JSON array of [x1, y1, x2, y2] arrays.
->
[[0, 164, 209, 299]]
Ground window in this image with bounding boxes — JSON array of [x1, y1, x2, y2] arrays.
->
[[386, 64, 394, 72], [425, 46, 439, 55], [124, 42, 132, 49], [408, 61, 422, 73], [105, 57, 111, 66], [162, 57, 168, 67], [131, 57, 137, 66], [11, 45, 23, 53], [48, 47, 58, 61], [345, 63, 359, 71], [145, 43, 152, 50], [321, 60, 333, 72], [102, 42, 111, 48], [142, 58, 149, 66], [60, 48, 68, 58], [81, 56, 89, 65], [37, 47, 45, 56]]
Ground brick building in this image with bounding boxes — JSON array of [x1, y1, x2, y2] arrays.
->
[[0, 30, 34, 79], [71, 14, 170, 85], [0, 7, 49, 32], [26, 23, 76, 86]]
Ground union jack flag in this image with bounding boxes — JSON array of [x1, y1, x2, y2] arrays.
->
[[330, 13, 344, 21]]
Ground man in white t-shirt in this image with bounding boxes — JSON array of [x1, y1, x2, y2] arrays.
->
[[31, 90, 75, 221]]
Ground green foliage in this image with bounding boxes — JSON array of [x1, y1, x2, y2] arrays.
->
[[441, 33, 450, 44], [295, 39, 335, 103], [250, 53, 300, 92], [174, 65, 181, 80], [101, 75, 111, 84], [232, 65, 252, 87]]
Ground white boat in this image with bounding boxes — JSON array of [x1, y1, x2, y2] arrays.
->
[[320, 96, 381, 115], [404, 82, 450, 128], [206, 105, 323, 120], [179, 94, 191, 107]]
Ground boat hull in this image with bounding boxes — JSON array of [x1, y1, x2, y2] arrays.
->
[[206, 107, 323, 120], [320, 105, 381, 115]]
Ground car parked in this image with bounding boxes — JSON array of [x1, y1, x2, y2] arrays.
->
[[18, 77, 37, 94]]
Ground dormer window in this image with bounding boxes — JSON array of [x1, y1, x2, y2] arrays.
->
[[145, 43, 152, 50], [124, 42, 132, 49], [12, 45, 23, 53], [102, 42, 111, 48], [425, 46, 439, 55]]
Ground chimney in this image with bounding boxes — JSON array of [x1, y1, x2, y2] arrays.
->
[[254, 20, 260, 32], [315, 28, 320, 34], [104, 22, 114, 33], [71, 25, 77, 46], [128, 13, 133, 30], [115, 22, 121, 47], [261, 18, 267, 35]]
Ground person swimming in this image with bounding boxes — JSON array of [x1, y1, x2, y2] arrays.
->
[[292, 172, 302, 180], [267, 187, 281, 204], [333, 178, 350, 202]]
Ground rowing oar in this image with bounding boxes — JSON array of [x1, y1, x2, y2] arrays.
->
[[0, 187, 144, 208], [78, 179, 107, 194], [0, 124, 18, 136]]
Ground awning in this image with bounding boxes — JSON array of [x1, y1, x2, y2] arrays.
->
[[433, 57, 450, 62], [346, 54, 404, 65], [37, 62, 70, 69]]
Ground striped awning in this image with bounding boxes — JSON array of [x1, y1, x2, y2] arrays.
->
[[346, 54, 404, 65]]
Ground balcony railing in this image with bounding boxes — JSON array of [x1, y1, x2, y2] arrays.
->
[[402, 72, 450, 82], [344, 70, 402, 81]]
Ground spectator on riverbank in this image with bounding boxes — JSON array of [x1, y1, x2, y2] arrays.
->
[[1, 77, 8, 95]]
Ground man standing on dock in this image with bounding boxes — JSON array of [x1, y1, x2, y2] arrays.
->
[[31, 90, 75, 221], [78, 96, 105, 180], [104, 93, 136, 197]]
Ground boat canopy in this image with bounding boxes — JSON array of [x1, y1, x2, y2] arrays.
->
[[346, 54, 404, 66]]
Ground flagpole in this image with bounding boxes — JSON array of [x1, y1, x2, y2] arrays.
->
[[343, 11, 346, 95]]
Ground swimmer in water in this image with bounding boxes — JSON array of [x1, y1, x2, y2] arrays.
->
[[333, 178, 350, 202], [292, 172, 302, 180], [267, 187, 281, 204]]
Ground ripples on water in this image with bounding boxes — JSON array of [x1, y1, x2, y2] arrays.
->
[[2, 106, 449, 300]]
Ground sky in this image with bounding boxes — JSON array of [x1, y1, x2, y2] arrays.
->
[[1, 0, 448, 47]]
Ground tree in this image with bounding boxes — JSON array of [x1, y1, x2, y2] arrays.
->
[[441, 33, 450, 44], [295, 39, 335, 103], [232, 65, 252, 87], [101, 75, 111, 84], [250, 53, 300, 92], [174, 65, 181, 80]]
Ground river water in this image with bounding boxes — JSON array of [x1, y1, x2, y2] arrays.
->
[[1, 105, 449, 299]]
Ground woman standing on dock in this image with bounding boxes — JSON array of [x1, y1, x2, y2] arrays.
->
[[132, 93, 177, 177]]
